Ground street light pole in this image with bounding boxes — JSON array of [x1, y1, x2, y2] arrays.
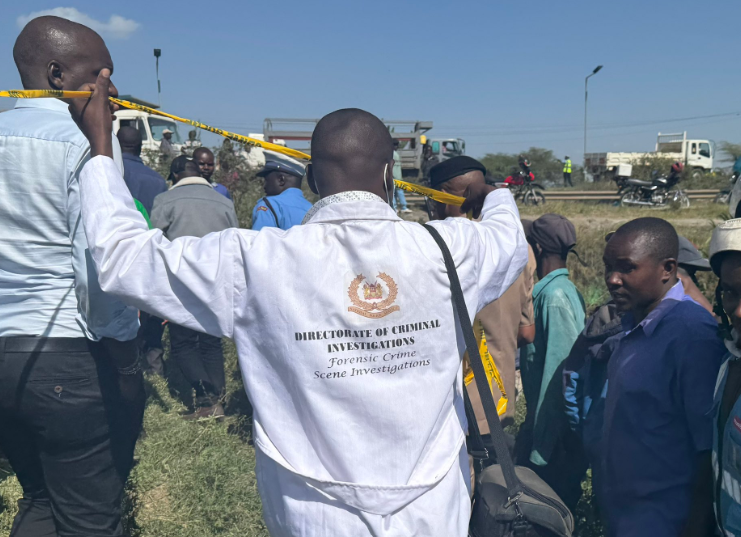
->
[[584, 65, 603, 173], [154, 49, 162, 107]]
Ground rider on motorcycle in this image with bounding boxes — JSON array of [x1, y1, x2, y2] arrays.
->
[[666, 161, 684, 185]]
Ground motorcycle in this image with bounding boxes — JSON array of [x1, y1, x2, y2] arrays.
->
[[714, 171, 739, 205], [613, 175, 630, 196], [496, 172, 546, 205], [619, 172, 689, 209]]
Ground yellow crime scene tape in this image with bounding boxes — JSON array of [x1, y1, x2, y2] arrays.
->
[[393, 180, 465, 207], [463, 319, 508, 417], [0, 89, 466, 207]]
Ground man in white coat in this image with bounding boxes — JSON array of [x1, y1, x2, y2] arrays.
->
[[70, 71, 528, 537]]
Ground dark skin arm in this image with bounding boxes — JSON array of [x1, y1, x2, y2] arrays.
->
[[681, 451, 715, 537], [459, 183, 497, 218], [68, 69, 118, 159], [517, 324, 535, 347]]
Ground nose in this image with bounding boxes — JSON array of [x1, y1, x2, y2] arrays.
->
[[605, 271, 621, 289]]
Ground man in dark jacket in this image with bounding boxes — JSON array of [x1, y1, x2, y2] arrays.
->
[[562, 302, 623, 510], [118, 126, 170, 375], [151, 156, 238, 418], [118, 126, 167, 213]]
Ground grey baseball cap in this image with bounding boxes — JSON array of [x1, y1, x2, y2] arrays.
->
[[678, 236, 711, 271]]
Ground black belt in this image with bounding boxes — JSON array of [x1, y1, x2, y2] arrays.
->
[[0, 337, 97, 353]]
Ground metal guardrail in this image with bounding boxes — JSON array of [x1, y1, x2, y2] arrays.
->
[[404, 189, 722, 204]]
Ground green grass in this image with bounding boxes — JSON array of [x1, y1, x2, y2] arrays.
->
[[0, 202, 725, 537], [519, 199, 729, 221], [0, 341, 268, 537]]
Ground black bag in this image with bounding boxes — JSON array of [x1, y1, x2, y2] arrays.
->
[[424, 224, 574, 537]]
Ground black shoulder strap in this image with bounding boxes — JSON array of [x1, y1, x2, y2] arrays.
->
[[423, 223, 523, 498], [463, 384, 489, 460], [262, 197, 280, 227]]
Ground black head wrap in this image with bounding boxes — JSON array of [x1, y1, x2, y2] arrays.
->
[[429, 156, 486, 188]]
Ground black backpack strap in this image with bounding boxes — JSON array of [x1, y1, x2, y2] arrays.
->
[[262, 197, 280, 227], [423, 223, 523, 499]]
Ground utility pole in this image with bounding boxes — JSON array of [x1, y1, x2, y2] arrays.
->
[[584, 64, 603, 174], [154, 49, 162, 107]]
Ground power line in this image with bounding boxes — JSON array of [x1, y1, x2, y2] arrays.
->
[[461, 116, 741, 147], [428, 112, 741, 135], [197, 111, 741, 139]]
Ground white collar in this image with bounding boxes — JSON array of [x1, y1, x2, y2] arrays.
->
[[302, 191, 388, 224], [170, 176, 213, 190]]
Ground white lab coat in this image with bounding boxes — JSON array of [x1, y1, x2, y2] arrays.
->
[[79, 156, 528, 537]]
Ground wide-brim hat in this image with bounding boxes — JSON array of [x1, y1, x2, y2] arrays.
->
[[709, 219, 741, 275]]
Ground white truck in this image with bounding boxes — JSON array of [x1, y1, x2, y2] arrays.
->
[[112, 95, 184, 159], [585, 132, 713, 180], [262, 118, 465, 178]]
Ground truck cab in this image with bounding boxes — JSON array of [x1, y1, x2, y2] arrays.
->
[[112, 96, 183, 160], [428, 138, 465, 159], [656, 132, 713, 177]]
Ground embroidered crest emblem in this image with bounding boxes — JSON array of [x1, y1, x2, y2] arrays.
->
[[257, 206, 268, 212], [348, 273, 400, 319]]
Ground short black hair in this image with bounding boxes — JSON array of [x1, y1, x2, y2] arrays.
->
[[13, 16, 105, 88], [184, 160, 201, 176], [613, 217, 679, 261], [192, 147, 213, 160]]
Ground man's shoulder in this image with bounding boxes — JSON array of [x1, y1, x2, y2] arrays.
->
[[0, 106, 87, 148], [663, 299, 718, 333], [253, 197, 269, 210], [171, 184, 235, 207], [540, 275, 580, 302], [128, 159, 165, 182]]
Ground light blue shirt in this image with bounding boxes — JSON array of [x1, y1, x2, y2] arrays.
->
[[252, 188, 312, 231], [393, 150, 403, 180], [0, 98, 139, 340]]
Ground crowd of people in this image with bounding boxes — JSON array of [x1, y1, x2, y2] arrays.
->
[[3, 13, 741, 537]]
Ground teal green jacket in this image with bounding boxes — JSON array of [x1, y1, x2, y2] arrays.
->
[[522, 268, 586, 466]]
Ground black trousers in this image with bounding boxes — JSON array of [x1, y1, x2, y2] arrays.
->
[[0, 337, 144, 537], [138, 312, 164, 353], [563, 172, 573, 187], [168, 324, 225, 401]]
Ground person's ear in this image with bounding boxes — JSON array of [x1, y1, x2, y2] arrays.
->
[[47, 60, 64, 89], [306, 164, 319, 196], [533, 242, 543, 258], [663, 258, 677, 282]]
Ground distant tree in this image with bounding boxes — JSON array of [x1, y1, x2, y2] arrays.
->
[[719, 141, 741, 162], [480, 147, 582, 184]]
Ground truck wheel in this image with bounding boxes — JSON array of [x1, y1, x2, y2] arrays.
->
[[691, 168, 704, 179]]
